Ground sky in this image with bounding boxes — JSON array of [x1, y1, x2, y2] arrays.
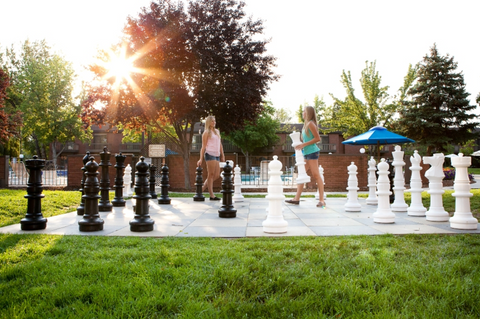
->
[[1, 0, 479, 119]]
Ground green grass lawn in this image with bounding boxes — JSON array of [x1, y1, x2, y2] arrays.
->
[[1, 234, 479, 318], [1, 189, 479, 317], [469, 167, 480, 174]]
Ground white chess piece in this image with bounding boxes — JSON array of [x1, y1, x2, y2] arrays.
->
[[123, 164, 133, 196], [263, 155, 288, 233], [423, 153, 449, 221], [345, 162, 361, 212], [373, 159, 395, 223], [315, 165, 327, 201], [450, 154, 477, 229], [366, 156, 378, 205], [391, 145, 408, 212], [407, 150, 427, 216], [289, 131, 311, 184], [232, 165, 244, 202]]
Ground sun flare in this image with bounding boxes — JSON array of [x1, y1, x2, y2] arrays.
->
[[102, 47, 135, 84]]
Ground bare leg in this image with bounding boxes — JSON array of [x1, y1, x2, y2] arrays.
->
[[206, 160, 220, 198], [293, 183, 304, 201], [305, 159, 325, 206]]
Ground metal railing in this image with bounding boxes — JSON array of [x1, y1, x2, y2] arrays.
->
[[8, 160, 68, 187]]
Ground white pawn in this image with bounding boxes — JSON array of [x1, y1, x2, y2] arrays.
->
[[289, 131, 311, 184], [366, 156, 378, 205], [123, 164, 133, 196], [232, 165, 244, 202], [345, 162, 361, 212], [391, 145, 408, 212], [450, 154, 477, 229], [263, 155, 288, 233], [424, 153, 449, 221], [407, 150, 427, 216], [315, 165, 327, 201], [373, 159, 395, 223]]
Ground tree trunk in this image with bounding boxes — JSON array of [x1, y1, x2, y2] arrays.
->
[[182, 149, 191, 191]]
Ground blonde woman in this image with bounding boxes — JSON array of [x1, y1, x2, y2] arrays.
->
[[285, 106, 326, 208], [197, 115, 225, 200]]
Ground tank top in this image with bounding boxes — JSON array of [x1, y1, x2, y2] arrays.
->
[[302, 126, 320, 156], [205, 131, 221, 157]]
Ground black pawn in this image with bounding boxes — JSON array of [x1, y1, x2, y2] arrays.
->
[[112, 152, 126, 207], [218, 161, 236, 218], [98, 146, 113, 212], [130, 157, 155, 232], [158, 163, 171, 204], [20, 155, 47, 230], [193, 166, 205, 201], [149, 164, 158, 199], [79, 157, 104, 231], [77, 151, 90, 215]]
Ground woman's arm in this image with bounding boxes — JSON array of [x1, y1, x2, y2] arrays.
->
[[197, 132, 209, 166], [219, 131, 225, 162]]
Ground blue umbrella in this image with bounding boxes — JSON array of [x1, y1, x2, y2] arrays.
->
[[342, 126, 415, 159]]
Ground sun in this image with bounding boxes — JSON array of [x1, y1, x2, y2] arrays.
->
[[102, 47, 135, 85]]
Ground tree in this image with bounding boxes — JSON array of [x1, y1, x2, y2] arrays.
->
[[296, 95, 326, 124], [273, 106, 292, 123], [83, 0, 278, 189], [224, 102, 280, 171], [397, 44, 479, 155], [323, 61, 415, 139], [2, 40, 90, 164], [0, 67, 21, 143]]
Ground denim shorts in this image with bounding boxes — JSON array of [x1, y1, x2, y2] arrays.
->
[[205, 153, 220, 162], [304, 151, 319, 160]]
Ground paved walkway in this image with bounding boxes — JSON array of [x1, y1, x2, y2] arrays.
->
[[1, 192, 478, 237]]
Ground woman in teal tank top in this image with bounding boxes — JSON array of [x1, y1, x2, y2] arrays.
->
[[285, 106, 326, 208]]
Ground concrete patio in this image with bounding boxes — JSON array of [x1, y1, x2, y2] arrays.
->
[[1, 191, 479, 237]]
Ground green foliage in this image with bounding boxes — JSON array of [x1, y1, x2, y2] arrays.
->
[[297, 94, 326, 124], [324, 61, 417, 139], [1, 234, 479, 317], [397, 44, 479, 155], [1, 40, 91, 159], [225, 102, 280, 167], [273, 106, 292, 123]]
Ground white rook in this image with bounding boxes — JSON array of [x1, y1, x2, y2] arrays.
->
[[450, 154, 477, 230], [373, 159, 395, 223], [345, 162, 361, 212], [366, 156, 378, 205], [263, 155, 288, 233], [232, 165, 244, 202], [391, 145, 408, 212], [123, 164, 133, 196], [424, 153, 449, 222], [407, 150, 427, 217], [289, 131, 311, 184]]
